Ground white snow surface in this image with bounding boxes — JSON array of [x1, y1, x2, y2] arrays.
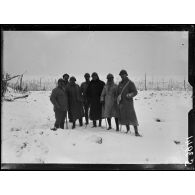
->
[[1, 89, 192, 164]]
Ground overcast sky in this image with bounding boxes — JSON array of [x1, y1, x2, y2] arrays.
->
[[3, 31, 188, 81]]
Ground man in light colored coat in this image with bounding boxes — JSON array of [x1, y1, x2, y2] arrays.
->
[[101, 74, 119, 131]]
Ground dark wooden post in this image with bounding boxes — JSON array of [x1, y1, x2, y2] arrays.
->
[[184, 79, 186, 91], [144, 73, 147, 91], [19, 75, 23, 91], [40, 77, 42, 90]]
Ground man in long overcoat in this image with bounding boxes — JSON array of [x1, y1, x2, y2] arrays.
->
[[66, 76, 84, 129], [86, 72, 105, 127], [80, 73, 91, 125], [100, 73, 119, 131], [50, 78, 68, 130], [117, 70, 141, 136]]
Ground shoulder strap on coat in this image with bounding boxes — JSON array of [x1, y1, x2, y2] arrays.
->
[[120, 81, 130, 96]]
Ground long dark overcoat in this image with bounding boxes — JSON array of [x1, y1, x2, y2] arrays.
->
[[66, 83, 84, 122], [117, 78, 139, 126], [101, 82, 118, 118], [86, 79, 105, 120], [80, 81, 90, 106]]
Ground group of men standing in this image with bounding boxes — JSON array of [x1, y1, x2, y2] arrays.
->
[[50, 70, 141, 136]]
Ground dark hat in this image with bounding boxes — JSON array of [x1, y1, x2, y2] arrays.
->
[[107, 73, 114, 79], [119, 69, 128, 76], [58, 78, 65, 84], [63, 73, 69, 78], [91, 72, 98, 77], [69, 76, 76, 82], [84, 73, 90, 78]]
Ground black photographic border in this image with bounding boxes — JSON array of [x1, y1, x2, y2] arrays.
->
[[1, 24, 194, 171]]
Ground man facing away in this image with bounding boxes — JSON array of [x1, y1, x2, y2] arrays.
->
[[86, 72, 105, 127], [50, 78, 68, 131], [117, 70, 141, 136], [80, 73, 91, 125], [101, 73, 119, 131]]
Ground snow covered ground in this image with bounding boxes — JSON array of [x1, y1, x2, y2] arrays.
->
[[1, 89, 192, 164]]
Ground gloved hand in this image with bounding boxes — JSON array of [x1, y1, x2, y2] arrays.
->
[[126, 93, 133, 98], [117, 95, 121, 105]]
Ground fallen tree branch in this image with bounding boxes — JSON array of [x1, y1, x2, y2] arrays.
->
[[13, 94, 28, 100], [3, 75, 21, 82], [4, 94, 29, 102]]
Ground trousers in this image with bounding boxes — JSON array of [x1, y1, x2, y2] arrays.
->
[[54, 109, 67, 129]]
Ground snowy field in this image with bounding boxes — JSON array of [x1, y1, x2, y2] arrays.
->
[[1, 88, 192, 164]]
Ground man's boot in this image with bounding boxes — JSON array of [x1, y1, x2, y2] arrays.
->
[[85, 113, 89, 125], [51, 127, 57, 131], [115, 118, 119, 131], [85, 117, 89, 125], [107, 118, 112, 130], [72, 121, 76, 129], [134, 126, 141, 136], [92, 120, 97, 128], [126, 125, 130, 133], [79, 118, 83, 127], [99, 119, 102, 127]]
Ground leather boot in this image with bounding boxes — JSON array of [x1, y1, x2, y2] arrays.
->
[[107, 118, 112, 130], [92, 120, 97, 128], [115, 118, 119, 131], [134, 126, 141, 136], [126, 125, 130, 133], [72, 121, 76, 129]]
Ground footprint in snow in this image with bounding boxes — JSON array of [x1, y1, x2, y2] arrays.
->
[[10, 128, 21, 132], [35, 158, 45, 163], [20, 142, 28, 149]]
